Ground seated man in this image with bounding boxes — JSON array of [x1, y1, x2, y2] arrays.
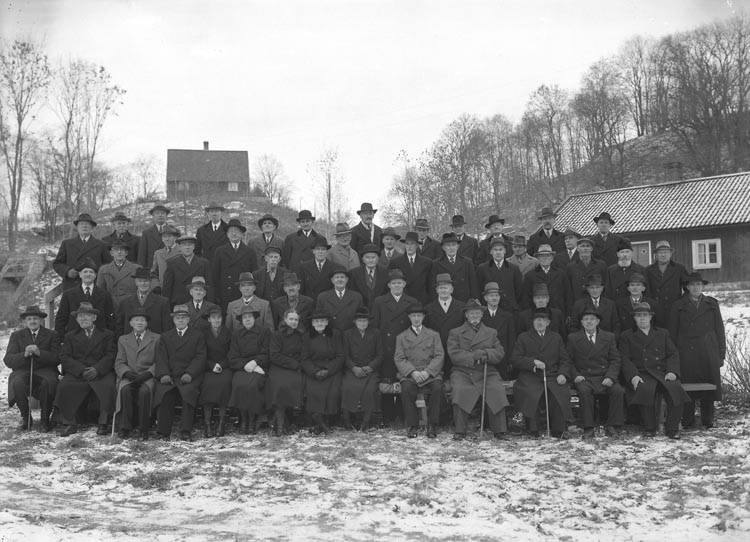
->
[[511, 307, 573, 438], [394, 303, 445, 439], [517, 283, 566, 341], [566, 307, 624, 438], [4, 306, 60, 431], [117, 267, 172, 336], [55, 302, 117, 437], [114, 309, 159, 440], [271, 272, 314, 330], [154, 304, 207, 441], [447, 299, 509, 440], [620, 302, 689, 439], [185, 276, 219, 332]]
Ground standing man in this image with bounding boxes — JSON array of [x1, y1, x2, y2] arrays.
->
[[4, 306, 60, 431], [527, 206, 565, 257], [271, 272, 314, 329], [507, 235, 539, 278], [54, 259, 116, 337], [476, 237, 523, 311], [248, 213, 285, 267], [149, 225, 181, 293], [282, 210, 327, 274], [162, 234, 212, 307], [523, 244, 572, 319], [212, 218, 257, 313], [315, 269, 364, 332], [195, 202, 229, 260], [350, 244, 389, 309], [225, 272, 273, 332], [605, 238, 647, 301], [478, 214, 513, 265], [53, 213, 110, 291], [646, 240, 689, 328], [424, 273, 466, 377], [101, 212, 140, 263], [414, 218, 442, 260], [378, 227, 403, 266], [569, 275, 618, 335], [517, 283, 567, 341], [299, 237, 340, 300], [350, 202, 382, 253], [138, 204, 170, 270], [566, 237, 607, 302], [589, 212, 623, 267], [614, 273, 656, 334], [431, 233, 479, 302], [117, 268, 172, 336], [328, 223, 360, 271], [252, 246, 289, 302], [669, 273, 725, 430], [481, 282, 516, 379], [96, 239, 139, 310], [388, 231, 432, 304], [450, 215, 480, 264], [553, 229, 581, 269]]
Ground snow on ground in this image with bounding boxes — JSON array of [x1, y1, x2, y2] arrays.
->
[[0, 307, 748, 541]]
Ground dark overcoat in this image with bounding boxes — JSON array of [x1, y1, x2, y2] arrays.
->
[[527, 229, 566, 258], [589, 232, 623, 267], [394, 326, 444, 384], [267, 325, 306, 408], [615, 295, 657, 336], [55, 285, 116, 337], [477, 234, 513, 266], [195, 219, 229, 260], [476, 259, 524, 310], [302, 330, 344, 414], [53, 235, 111, 290], [388, 253, 432, 304], [349, 264, 389, 309], [137, 224, 164, 269], [431, 255, 479, 302], [668, 294, 725, 400], [252, 266, 290, 302], [101, 231, 140, 262], [456, 234, 480, 264], [350, 222, 383, 254], [117, 293, 172, 336], [153, 326, 206, 407], [315, 289, 363, 331], [482, 308, 516, 380], [522, 266, 572, 318], [162, 255, 212, 306], [186, 300, 219, 332], [424, 298, 466, 376], [646, 260, 689, 328], [605, 262, 648, 301], [282, 229, 328, 273], [199, 326, 233, 407], [341, 326, 383, 412], [418, 236, 443, 261], [566, 329, 621, 393], [95, 260, 140, 309], [227, 324, 270, 413], [371, 292, 418, 379], [212, 242, 258, 311], [569, 296, 618, 336], [4, 327, 60, 407], [510, 329, 573, 420], [565, 258, 608, 302], [247, 233, 285, 268], [271, 295, 315, 329], [299, 259, 341, 300], [517, 306, 567, 342], [553, 249, 579, 270]]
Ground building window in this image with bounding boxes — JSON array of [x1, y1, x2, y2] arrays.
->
[[692, 238, 721, 269], [227, 182, 239, 192], [631, 241, 651, 267], [177, 181, 189, 192]]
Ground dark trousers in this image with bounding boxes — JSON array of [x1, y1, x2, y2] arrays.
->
[[120, 382, 152, 432], [641, 395, 683, 432], [12, 376, 53, 421], [528, 396, 566, 434], [400, 379, 442, 427], [157, 388, 195, 434], [575, 381, 625, 428], [453, 405, 507, 434], [683, 392, 715, 427]]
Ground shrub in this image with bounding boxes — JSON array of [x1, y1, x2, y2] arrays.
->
[[723, 323, 750, 406]]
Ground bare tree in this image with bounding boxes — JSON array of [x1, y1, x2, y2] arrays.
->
[[309, 148, 348, 235], [0, 40, 51, 251], [252, 154, 290, 206]]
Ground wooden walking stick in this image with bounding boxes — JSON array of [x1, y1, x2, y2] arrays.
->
[[542, 365, 551, 437], [479, 361, 488, 438], [28, 354, 35, 431]]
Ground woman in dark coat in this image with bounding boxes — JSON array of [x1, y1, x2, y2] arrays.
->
[[341, 308, 383, 432], [228, 305, 271, 434], [668, 272, 725, 429], [199, 306, 233, 437], [302, 310, 345, 434], [267, 308, 306, 436]]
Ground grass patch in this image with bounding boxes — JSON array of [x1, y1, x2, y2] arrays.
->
[[126, 466, 192, 491], [62, 435, 88, 449]]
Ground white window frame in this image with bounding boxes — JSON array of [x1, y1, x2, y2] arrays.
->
[[692, 238, 722, 269], [631, 240, 651, 267], [227, 182, 239, 192]]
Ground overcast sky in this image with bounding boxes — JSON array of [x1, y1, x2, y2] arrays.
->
[[1, 0, 743, 217]]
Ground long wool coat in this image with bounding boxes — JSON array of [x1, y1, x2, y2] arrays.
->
[[565, 258, 608, 302], [55, 284, 116, 337], [565, 329, 621, 393], [388, 253, 433, 304], [227, 324, 270, 413], [195, 219, 229, 260], [299, 259, 341, 300], [315, 289, 363, 332], [162, 255, 212, 306], [212, 242, 258, 311], [252, 266, 290, 302], [225, 296, 273, 332], [137, 224, 164, 269], [589, 232, 623, 267], [96, 260, 140, 309], [569, 296, 618, 336], [153, 326, 206, 408], [424, 298, 465, 376], [302, 330, 345, 415], [394, 326, 444, 384], [615, 295, 657, 336], [282, 229, 328, 273], [646, 260, 689, 328], [114, 329, 159, 413], [117, 293, 173, 336], [476, 259, 524, 310], [4, 327, 60, 407], [523, 266, 572, 317], [341, 326, 383, 412], [431, 256, 479, 302], [247, 233, 285, 268], [271, 295, 315, 330], [511, 329, 573, 421], [149, 245, 180, 289], [481, 308, 516, 380], [371, 292, 418, 379], [101, 231, 140, 262], [350, 222, 382, 254], [605, 262, 649, 301], [53, 235, 111, 291], [349, 264, 390, 309], [668, 294, 725, 400], [267, 325, 306, 408], [199, 326, 233, 407], [186, 300, 219, 332], [447, 322, 509, 415]]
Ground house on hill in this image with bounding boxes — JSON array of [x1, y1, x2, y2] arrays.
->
[[166, 141, 249, 202], [552, 172, 750, 288]]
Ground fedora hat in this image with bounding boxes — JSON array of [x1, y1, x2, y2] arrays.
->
[[490, 237, 507, 249], [149, 204, 171, 215], [236, 305, 261, 321], [532, 283, 550, 296], [535, 244, 556, 257], [310, 309, 331, 320], [406, 303, 427, 315], [593, 212, 615, 225], [186, 276, 208, 291], [107, 238, 130, 251], [132, 267, 152, 280], [482, 282, 501, 294], [176, 234, 198, 244], [462, 298, 487, 313], [616, 238, 633, 252], [75, 258, 98, 273], [311, 237, 331, 250], [73, 213, 97, 227], [170, 304, 190, 317], [485, 214, 505, 228], [435, 273, 453, 285], [655, 240, 674, 252], [296, 209, 316, 222], [235, 272, 257, 285], [537, 206, 558, 219], [204, 202, 225, 212], [532, 307, 551, 319], [583, 275, 604, 287], [203, 305, 224, 319], [225, 218, 246, 233], [562, 228, 581, 239], [128, 308, 151, 322], [334, 222, 352, 236], [631, 302, 655, 315], [579, 306, 602, 320], [684, 271, 709, 285], [356, 202, 377, 214], [511, 235, 527, 246], [161, 225, 181, 237], [111, 212, 131, 223], [628, 272, 647, 285], [20, 305, 47, 319], [450, 215, 466, 227], [72, 302, 99, 317], [576, 237, 594, 247], [402, 231, 420, 243], [330, 267, 350, 278], [257, 213, 279, 229], [413, 218, 429, 230], [264, 245, 283, 255], [441, 233, 459, 246], [282, 272, 301, 286], [353, 308, 373, 320], [381, 227, 401, 240], [387, 269, 407, 283], [359, 243, 380, 256]]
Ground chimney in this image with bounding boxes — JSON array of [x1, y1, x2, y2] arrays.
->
[[203, 141, 209, 151]]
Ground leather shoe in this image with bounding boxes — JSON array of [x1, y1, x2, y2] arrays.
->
[[426, 424, 437, 438], [180, 430, 194, 442], [96, 424, 109, 436], [493, 432, 508, 440], [155, 432, 170, 441], [40, 419, 53, 433], [117, 428, 130, 439], [217, 419, 226, 437], [407, 426, 418, 438], [59, 425, 78, 437], [582, 428, 595, 439], [137, 430, 149, 441], [17, 416, 33, 431], [452, 433, 465, 441], [665, 429, 681, 440], [605, 426, 620, 437], [643, 430, 657, 438]]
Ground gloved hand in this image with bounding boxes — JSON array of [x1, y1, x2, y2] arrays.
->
[[123, 370, 139, 381], [135, 371, 153, 384], [160, 375, 174, 385], [180, 373, 192, 385]]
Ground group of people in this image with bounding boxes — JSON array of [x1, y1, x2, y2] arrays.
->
[[3, 201, 726, 441]]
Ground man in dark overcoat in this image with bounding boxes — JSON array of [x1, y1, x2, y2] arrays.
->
[[388, 231, 432, 304], [349, 244, 389, 309], [117, 267, 172, 336], [646, 240, 689, 328], [477, 214, 513, 266], [431, 233, 479, 302], [565, 237, 607, 302], [299, 237, 341, 300], [605, 238, 648, 301], [522, 244, 571, 319], [620, 302, 689, 438], [424, 273, 466, 377], [553, 229, 581, 269], [194, 202, 229, 260], [527, 206, 566, 258], [481, 282, 516, 380], [4, 306, 60, 431], [162, 235, 212, 306], [447, 300, 509, 440], [55, 303, 117, 437], [247, 213, 285, 266], [517, 283, 567, 341], [154, 304, 207, 441], [413, 218, 442, 260], [476, 238, 523, 310], [568, 275, 618, 335], [614, 272, 656, 335], [271, 272, 314, 329], [55, 259, 116, 337], [350, 202, 383, 254], [449, 215, 480, 264], [589, 212, 623, 267], [315, 269, 363, 332], [252, 245, 289, 302], [567, 307, 624, 438], [282, 210, 328, 273], [668, 272, 725, 429], [137, 204, 170, 270], [53, 213, 111, 291], [212, 218, 257, 312], [101, 212, 140, 263], [511, 307, 573, 438]]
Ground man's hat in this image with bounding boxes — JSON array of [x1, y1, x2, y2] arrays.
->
[[353, 308, 373, 320], [235, 271, 257, 285], [311, 237, 331, 250], [161, 225, 181, 237], [532, 283, 550, 296], [356, 202, 378, 214], [132, 267, 152, 280], [359, 243, 380, 257], [532, 307, 551, 319], [631, 302, 655, 315], [535, 244, 556, 257], [330, 267, 350, 278], [203, 305, 223, 319], [111, 212, 131, 223], [490, 237, 507, 249], [73, 213, 97, 227], [402, 231, 420, 243], [225, 218, 246, 233], [107, 238, 130, 251], [264, 245, 283, 255], [462, 298, 487, 314], [435, 273, 454, 286], [387, 269, 407, 284], [655, 240, 674, 252], [628, 272, 647, 285], [176, 234, 198, 244], [584, 274, 604, 287], [75, 258, 98, 273], [381, 227, 401, 240], [562, 228, 581, 239], [296, 209, 316, 222], [310, 309, 331, 320], [128, 308, 151, 322], [204, 202, 225, 212], [149, 204, 171, 215], [414, 218, 429, 230], [483, 282, 501, 295], [257, 213, 279, 229], [441, 233, 459, 246], [683, 271, 709, 285], [617, 237, 633, 252], [593, 212, 615, 225], [186, 276, 208, 291], [577, 237, 594, 247], [72, 302, 99, 317], [20, 305, 47, 319], [282, 272, 301, 286], [406, 303, 427, 315], [334, 222, 352, 236], [511, 235, 527, 246], [485, 214, 505, 228], [236, 305, 261, 321], [450, 215, 466, 227], [579, 306, 602, 320], [170, 304, 190, 317], [537, 207, 558, 220]]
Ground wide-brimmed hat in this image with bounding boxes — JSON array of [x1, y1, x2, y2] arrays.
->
[[334, 222, 352, 236], [203, 305, 224, 319], [356, 202, 377, 214], [683, 271, 709, 285], [72, 302, 99, 317], [406, 303, 427, 315], [359, 243, 380, 256], [310, 237, 331, 250], [236, 305, 260, 321], [75, 258, 98, 273], [73, 213, 97, 227], [537, 207, 558, 220], [170, 304, 190, 317], [282, 272, 301, 286], [441, 233, 459, 246], [593, 212, 615, 225], [186, 276, 208, 291], [535, 244, 556, 257], [353, 308, 373, 320], [631, 302, 655, 315], [381, 227, 401, 240], [107, 239, 130, 251], [577, 237, 594, 247], [387, 269, 407, 283], [485, 214, 505, 228], [511, 235, 527, 246], [532, 307, 551, 319], [296, 210, 315, 222], [435, 273, 453, 286], [20, 305, 47, 319], [257, 213, 279, 229], [655, 240, 674, 252], [584, 275, 604, 287], [204, 202, 225, 212], [579, 306, 602, 320], [310, 309, 331, 320], [111, 212, 131, 223], [483, 282, 501, 294], [161, 225, 181, 237], [490, 237, 507, 250], [176, 234, 198, 244], [414, 218, 429, 230], [450, 215, 466, 227], [225, 218, 246, 233], [562, 228, 581, 239], [628, 272, 647, 285], [617, 238, 632, 252], [235, 272, 257, 285], [149, 204, 171, 215], [462, 299, 487, 313], [330, 267, 350, 278], [532, 283, 550, 296], [264, 245, 283, 256], [402, 231, 420, 243], [128, 308, 151, 322], [132, 268, 152, 280]]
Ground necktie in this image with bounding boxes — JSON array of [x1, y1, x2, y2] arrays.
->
[[449, 257, 455, 264], [178, 330, 184, 337], [31, 331, 37, 342], [139, 294, 146, 305], [196, 303, 201, 311], [594, 298, 599, 308], [409, 256, 414, 266], [85, 287, 91, 299], [265, 235, 272, 245], [136, 334, 142, 345], [234, 243, 239, 251], [318, 261, 323, 272], [386, 250, 392, 259], [338, 290, 343, 300], [166, 247, 171, 254], [86, 329, 92, 339], [490, 311, 495, 318], [158, 225, 162, 233], [213, 224, 218, 232], [367, 269, 374, 288], [588, 334, 595, 344], [269, 270, 276, 282], [569, 250, 574, 259]]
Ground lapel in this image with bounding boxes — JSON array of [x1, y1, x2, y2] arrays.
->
[[138, 330, 156, 354]]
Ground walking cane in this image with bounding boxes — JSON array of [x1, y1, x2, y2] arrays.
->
[[479, 361, 488, 438], [542, 366, 551, 438], [28, 354, 35, 431]]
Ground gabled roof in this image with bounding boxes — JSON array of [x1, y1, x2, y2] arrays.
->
[[166, 149, 249, 183], [553, 172, 750, 235]]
